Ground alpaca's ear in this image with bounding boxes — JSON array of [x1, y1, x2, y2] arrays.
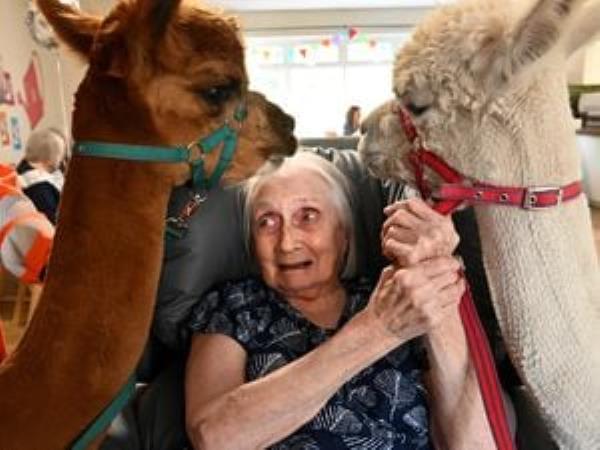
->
[[136, 0, 183, 42], [92, 0, 182, 78], [466, 19, 511, 91], [225, 16, 241, 33], [91, 21, 129, 78], [509, 0, 577, 72], [468, 0, 578, 90], [35, 0, 101, 59]]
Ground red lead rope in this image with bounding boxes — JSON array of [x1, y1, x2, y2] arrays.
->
[[457, 281, 516, 449], [436, 212, 515, 450], [396, 107, 516, 449]]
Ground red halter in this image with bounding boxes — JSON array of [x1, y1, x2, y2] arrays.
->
[[396, 106, 582, 215], [395, 105, 581, 450]]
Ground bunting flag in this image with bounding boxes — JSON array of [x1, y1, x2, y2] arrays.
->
[[348, 27, 359, 40], [248, 28, 387, 66]]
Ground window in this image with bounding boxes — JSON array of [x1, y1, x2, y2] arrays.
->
[[246, 31, 410, 138]]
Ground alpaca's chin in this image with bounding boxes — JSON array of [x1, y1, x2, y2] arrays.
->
[[377, 154, 414, 184], [361, 153, 411, 184], [361, 155, 391, 181]]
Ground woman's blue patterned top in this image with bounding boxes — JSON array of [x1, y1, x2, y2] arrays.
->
[[188, 277, 432, 450]]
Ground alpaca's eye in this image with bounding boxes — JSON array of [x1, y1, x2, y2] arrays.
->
[[197, 80, 240, 106], [405, 102, 430, 116]]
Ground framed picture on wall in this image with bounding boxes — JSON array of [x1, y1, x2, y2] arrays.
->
[[0, 111, 10, 147], [20, 55, 44, 129], [0, 71, 15, 106], [10, 116, 22, 151]]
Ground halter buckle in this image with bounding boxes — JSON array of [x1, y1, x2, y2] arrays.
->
[[522, 186, 562, 210]]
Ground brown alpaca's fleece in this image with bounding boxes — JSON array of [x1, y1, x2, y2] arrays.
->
[[0, 0, 296, 448]]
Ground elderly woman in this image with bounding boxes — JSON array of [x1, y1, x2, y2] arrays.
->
[[185, 152, 494, 449], [16, 127, 67, 224]]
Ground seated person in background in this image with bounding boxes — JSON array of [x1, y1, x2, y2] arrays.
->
[[16, 128, 67, 224], [185, 152, 494, 449], [0, 163, 53, 284], [343, 105, 361, 136]]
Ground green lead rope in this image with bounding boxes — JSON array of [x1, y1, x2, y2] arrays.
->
[[70, 376, 136, 450]]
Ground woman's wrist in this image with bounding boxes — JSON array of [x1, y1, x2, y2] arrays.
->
[[425, 309, 469, 380], [349, 309, 408, 355]]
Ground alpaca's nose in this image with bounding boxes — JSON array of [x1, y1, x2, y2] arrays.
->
[[282, 112, 295, 135], [268, 100, 295, 134]]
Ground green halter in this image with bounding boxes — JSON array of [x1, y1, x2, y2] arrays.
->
[[73, 103, 247, 191], [68, 103, 247, 450]]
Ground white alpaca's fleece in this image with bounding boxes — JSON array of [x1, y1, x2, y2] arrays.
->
[[359, 0, 600, 447]]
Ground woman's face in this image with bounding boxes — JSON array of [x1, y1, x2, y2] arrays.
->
[[251, 167, 348, 299]]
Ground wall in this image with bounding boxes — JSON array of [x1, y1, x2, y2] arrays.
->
[[568, 36, 600, 85], [583, 38, 600, 84], [234, 8, 429, 33], [0, 0, 86, 164]]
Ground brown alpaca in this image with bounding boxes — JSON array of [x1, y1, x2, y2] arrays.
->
[[0, 0, 296, 448]]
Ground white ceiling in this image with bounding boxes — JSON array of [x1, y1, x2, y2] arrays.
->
[[212, 0, 454, 11]]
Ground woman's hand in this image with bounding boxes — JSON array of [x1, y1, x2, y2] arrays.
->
[[365, 257, 465, 342], [382, 198, 459, 266]]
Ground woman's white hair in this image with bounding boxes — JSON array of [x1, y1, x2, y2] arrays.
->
[[25, 128, 67, 169], [244, 150, 357, 280]]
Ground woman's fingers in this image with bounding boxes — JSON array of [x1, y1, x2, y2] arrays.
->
[[376, 266, 396, 292], [383, 199, 407, 216], [383, 236, 455, 267], [383, 197, 426, 215], [382, 208, 422, 235], [414, 257, 462, 278], [372, 266, 397, 304], [367, 257, 467, 340], [438, 277, 466, 309], [384, 198, 440, 221], [418, 256, 461, 277], [382, 199, 460, 265], [427, 267, 462, 292], [404, 197, 445, 221], [382, 239, 418, 266], [383, 225, 418, 245]]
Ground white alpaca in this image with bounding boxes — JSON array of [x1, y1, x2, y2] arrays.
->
[[359, 0, 600, 448]]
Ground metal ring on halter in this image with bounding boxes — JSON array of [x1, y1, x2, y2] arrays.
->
[[193, 190, 208, 203], [224, 118, 242, 135], [229, 101, 248, 130], [186, 141, 206, 164]]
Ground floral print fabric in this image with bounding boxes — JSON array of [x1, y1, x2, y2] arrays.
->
[[188, 277, 432, 450]]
